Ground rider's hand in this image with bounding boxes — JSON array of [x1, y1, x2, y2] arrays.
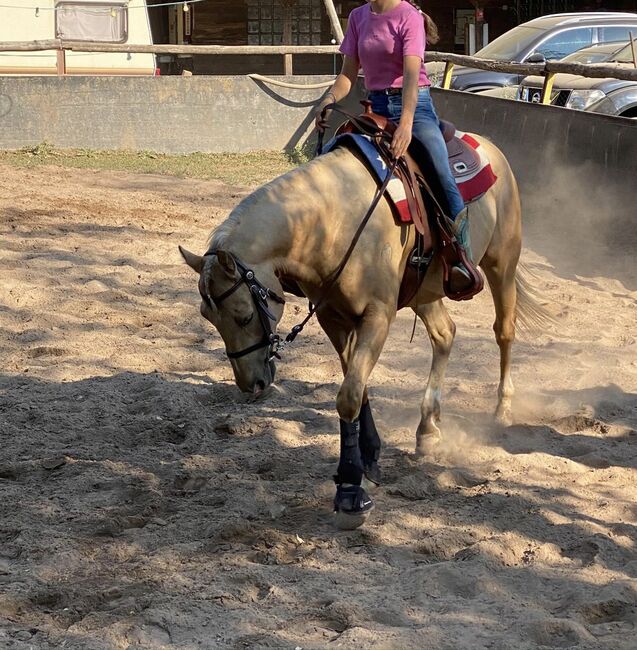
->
[[315, 103, 332, 133], [391, 121, 413, 158], [315, 93, 336, 133]]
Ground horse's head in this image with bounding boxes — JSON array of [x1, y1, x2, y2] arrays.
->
[[179, 246, 285, 395]]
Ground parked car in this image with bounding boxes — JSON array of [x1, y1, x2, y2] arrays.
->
[[517, 40, 637, 117], [426, 12, 637, 93]]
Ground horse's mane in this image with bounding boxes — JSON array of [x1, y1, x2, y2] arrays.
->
[[206, 153, 332, 252], [206, 182, 273, 252]]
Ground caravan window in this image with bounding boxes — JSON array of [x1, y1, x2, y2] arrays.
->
[[55, 2, 128, 43]]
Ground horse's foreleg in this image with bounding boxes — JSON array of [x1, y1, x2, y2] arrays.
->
[[322, 303, 392, 528], [318, 308, 383, 489], [358, 399, 382, 487], [335, 303, 392, 423], [482, 262, 517, 426], [413, 300, 456, 456]]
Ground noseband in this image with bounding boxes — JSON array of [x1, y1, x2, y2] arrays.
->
[[203, 251, 286, 363]]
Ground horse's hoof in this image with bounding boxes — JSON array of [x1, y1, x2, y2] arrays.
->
[[415, 432, 441, 458], [334, 509, 372, 530], [333, 484, 374, 530], [362, 476, 379, 495], [363, 462, 382, 490], [495, 408, 513, 428]]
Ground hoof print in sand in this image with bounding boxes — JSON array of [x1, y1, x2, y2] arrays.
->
[[387, 475, 437, 501], [214, 415, 261, 437], [561, 539, 600, 566], [553, 414, 610, 435], [435, 468, 488, 490], [525, 618, 595, 647], [579, 598, 636, 626], [173, 474, 208, 494]]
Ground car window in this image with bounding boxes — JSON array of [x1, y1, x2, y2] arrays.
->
[[563, 50, 612, 64], [534, 28, 594, 60], [611, 43, 637, 63], [476, 26, 544, 61], [598, 26, 637, 42]]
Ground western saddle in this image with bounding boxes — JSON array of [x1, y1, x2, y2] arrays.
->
[[333, 100, 483, 306]]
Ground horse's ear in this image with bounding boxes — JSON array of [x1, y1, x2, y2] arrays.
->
[[216, 250, 237, 277], [178, 246, 204, 274]]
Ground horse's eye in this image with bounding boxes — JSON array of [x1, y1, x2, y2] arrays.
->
[[237, 313, 254, 327]]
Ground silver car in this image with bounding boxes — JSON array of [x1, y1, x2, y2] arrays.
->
[[518, 41, 637, 118], [427, 12, 637, 93]]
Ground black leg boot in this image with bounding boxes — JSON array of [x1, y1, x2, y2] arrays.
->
[[333, 418, 374, 529], [359, 400, 382, 486]]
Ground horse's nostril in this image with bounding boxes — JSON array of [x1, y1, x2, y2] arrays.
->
[[253, 380, 266, 395]]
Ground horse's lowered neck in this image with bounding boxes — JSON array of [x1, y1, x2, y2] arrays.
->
[[223, 157, 351, 288]]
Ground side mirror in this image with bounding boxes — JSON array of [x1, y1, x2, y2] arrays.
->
[[526, 52, 547, 64]]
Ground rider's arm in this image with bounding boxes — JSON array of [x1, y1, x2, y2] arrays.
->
[[325, 55, 360, 103], [391, 55, 420, 158], [315, 55, 359, 131]]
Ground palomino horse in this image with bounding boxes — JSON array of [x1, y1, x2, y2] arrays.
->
[[179, 136, 540, 528]]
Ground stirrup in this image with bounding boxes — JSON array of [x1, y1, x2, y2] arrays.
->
[[449, 264, 473, 293], [439, 207, 483, 301]]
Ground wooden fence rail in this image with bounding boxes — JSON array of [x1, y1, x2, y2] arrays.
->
[[2, 40, 637, 102]]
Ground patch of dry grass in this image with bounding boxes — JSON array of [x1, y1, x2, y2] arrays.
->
[[0, 143, 298, 186]]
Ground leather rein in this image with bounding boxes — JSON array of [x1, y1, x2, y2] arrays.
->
[[203, 102, 400, 364]]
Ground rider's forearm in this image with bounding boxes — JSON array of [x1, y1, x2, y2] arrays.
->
[[322, 74, 353, 105], [400, 58, 421, 127], [320, 55, 359, 106]]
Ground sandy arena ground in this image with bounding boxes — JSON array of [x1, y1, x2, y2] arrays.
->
[[1, 163, 636, 650]]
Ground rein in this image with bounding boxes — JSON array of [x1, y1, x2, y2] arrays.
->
[[204, 102, 401, 362], [281, 102, 399, 344], [284, 154, 398, 346]]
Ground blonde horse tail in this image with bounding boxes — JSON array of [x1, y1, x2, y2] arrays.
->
[[515, 261, 556, 336]]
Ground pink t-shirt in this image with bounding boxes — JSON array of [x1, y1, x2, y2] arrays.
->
[[339, 1, 431, 91]]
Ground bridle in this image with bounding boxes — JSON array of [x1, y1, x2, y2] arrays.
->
[[202, 251, 285, 364]]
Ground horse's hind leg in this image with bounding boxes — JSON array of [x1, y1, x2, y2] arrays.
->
[[481, 258, 518, 426], [413, 299, 456, 456]]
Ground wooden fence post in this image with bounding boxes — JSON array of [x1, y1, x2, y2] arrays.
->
[[322, 0, 344, 44], [284, 53, 293, 75], [442, 61, 455, 89], [56, 47, 66, 75]]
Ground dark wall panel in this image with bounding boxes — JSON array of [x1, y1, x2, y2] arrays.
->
[[192, 0, 248, 45]]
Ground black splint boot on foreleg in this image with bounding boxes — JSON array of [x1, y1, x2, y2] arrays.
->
[[333, 418, 374, 529], [358, 400, 382, 487]]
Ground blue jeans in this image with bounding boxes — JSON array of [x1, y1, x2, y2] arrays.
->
[[369, 87, 465, 219]]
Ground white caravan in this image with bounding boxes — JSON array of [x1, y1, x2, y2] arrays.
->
[[1, 0, 155, 75]]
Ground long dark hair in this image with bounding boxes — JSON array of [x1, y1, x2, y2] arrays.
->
[[406, 1, 440, 45]]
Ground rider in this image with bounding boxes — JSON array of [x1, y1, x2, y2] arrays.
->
[[315, 0, 473, 287]]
